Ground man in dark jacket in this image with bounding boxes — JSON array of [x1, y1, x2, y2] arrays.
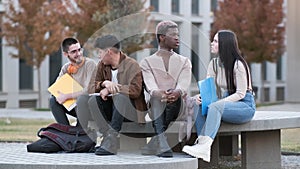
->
[[76, 35, 147, 155]]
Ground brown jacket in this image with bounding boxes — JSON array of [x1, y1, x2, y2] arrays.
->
[[95, 52, 147, 123]]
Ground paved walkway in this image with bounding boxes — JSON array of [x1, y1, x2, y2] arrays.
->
[[0, 103, 300, 169], [0, 108, 56, 119], [0, 108, 197, 169], [0, 142, 197, 169]]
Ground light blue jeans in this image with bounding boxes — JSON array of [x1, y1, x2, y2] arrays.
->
[[194, 91, 256, 139]]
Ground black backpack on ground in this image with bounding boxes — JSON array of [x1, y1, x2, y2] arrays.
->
[[27, 123, 96, 153]]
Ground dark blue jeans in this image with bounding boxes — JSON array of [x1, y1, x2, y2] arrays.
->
[[49, 95, 77, 125], [77, 94, 137, 134], [149, 97, 182, 134]]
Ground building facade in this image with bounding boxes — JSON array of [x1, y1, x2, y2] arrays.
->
[[286, 0, 300, 103], [0, 0, 299, 109]]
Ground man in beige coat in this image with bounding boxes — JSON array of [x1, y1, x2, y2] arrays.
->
[[140, 20, 192, 157]]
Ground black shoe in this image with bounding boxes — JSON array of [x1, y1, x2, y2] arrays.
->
[[96, 129, 119, 155], [141, 136, 159, 155], [157, 149, 173, 158], [156, 134, 173, 158], [95, 146, 115, 155]]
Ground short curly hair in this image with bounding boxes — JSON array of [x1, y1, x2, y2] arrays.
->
[[155, 20, 178, 43], [61, 38, 79, 53]]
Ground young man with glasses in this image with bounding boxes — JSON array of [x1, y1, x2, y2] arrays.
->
[[49, 37, 97, 126]]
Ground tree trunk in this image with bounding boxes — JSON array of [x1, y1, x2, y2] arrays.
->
[[37, 66, 42, 109], [260, 63, 265, 103]]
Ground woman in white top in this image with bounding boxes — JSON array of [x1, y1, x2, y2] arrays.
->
[[182, 30, 256, 162]]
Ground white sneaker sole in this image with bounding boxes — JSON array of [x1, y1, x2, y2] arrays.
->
[[182, 146, 210, 162]]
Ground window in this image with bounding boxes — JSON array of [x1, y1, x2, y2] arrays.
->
[[262, 61, 267, 81], [263, 87, 270, 102], [19, 59, 33, 90], [172, 0, 179, 14], [191, 23, 200, 80], [211, 0, 218, 12], [150, 0, 159, 12], [276, 57, 282, 80], [191, 50, 199, 81], [192, 0, 199, 15], [149, 21, 159, 55], [150, 35, 158, 55], [49, 49, 62, 85], [276, 87, 284, 101], [0, 37, 2, 91]]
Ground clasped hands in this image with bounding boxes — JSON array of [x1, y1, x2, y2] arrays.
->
[[153, 89, 181, 103]]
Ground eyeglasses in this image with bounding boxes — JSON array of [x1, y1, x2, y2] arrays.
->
[[68, 48, 83, 55]]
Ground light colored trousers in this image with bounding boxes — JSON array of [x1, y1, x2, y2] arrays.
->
[[194, 92, 256, 139]]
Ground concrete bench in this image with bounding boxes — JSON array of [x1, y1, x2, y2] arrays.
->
[[89, 111, 300, 169], [217, 110, 300, 169]]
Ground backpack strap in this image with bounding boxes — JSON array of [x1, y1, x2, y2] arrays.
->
[[46, 123, 86, 135]]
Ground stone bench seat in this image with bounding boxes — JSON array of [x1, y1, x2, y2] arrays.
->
[[118, 111, 300, 133], [89, 111, 300, 169]]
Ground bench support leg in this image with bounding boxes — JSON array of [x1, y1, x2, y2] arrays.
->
[[119, 134, 147, 151], [219, 135, 239, 156], [241, 130, 281, 169], [198, 136, 219, 169]]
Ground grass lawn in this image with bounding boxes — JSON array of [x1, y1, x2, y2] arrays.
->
[[0, 118, 55, 142], [281, 128, 300, 153]]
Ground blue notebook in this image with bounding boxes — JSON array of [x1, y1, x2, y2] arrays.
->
[[197, 77, 218, 116]]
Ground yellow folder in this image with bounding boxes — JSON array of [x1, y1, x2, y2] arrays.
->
[[48, 73, 83, 111]]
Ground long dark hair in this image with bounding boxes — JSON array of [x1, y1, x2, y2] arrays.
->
[[218, 30, 251, 95]]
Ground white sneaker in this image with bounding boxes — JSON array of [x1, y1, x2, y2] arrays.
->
[[182, 136, 213, 162]]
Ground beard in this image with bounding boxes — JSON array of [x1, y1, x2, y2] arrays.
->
[[68, 56, 82, 64]]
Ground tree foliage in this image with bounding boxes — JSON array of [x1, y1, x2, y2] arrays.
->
[[1, 0, 150, 108], [1, 0, 73, 68], [71, 0, 151, 55], [1, 0, 150, 67], [1, 0, 76, 108], [62, 0, 108, 44], [211, 0, 285, 63]]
